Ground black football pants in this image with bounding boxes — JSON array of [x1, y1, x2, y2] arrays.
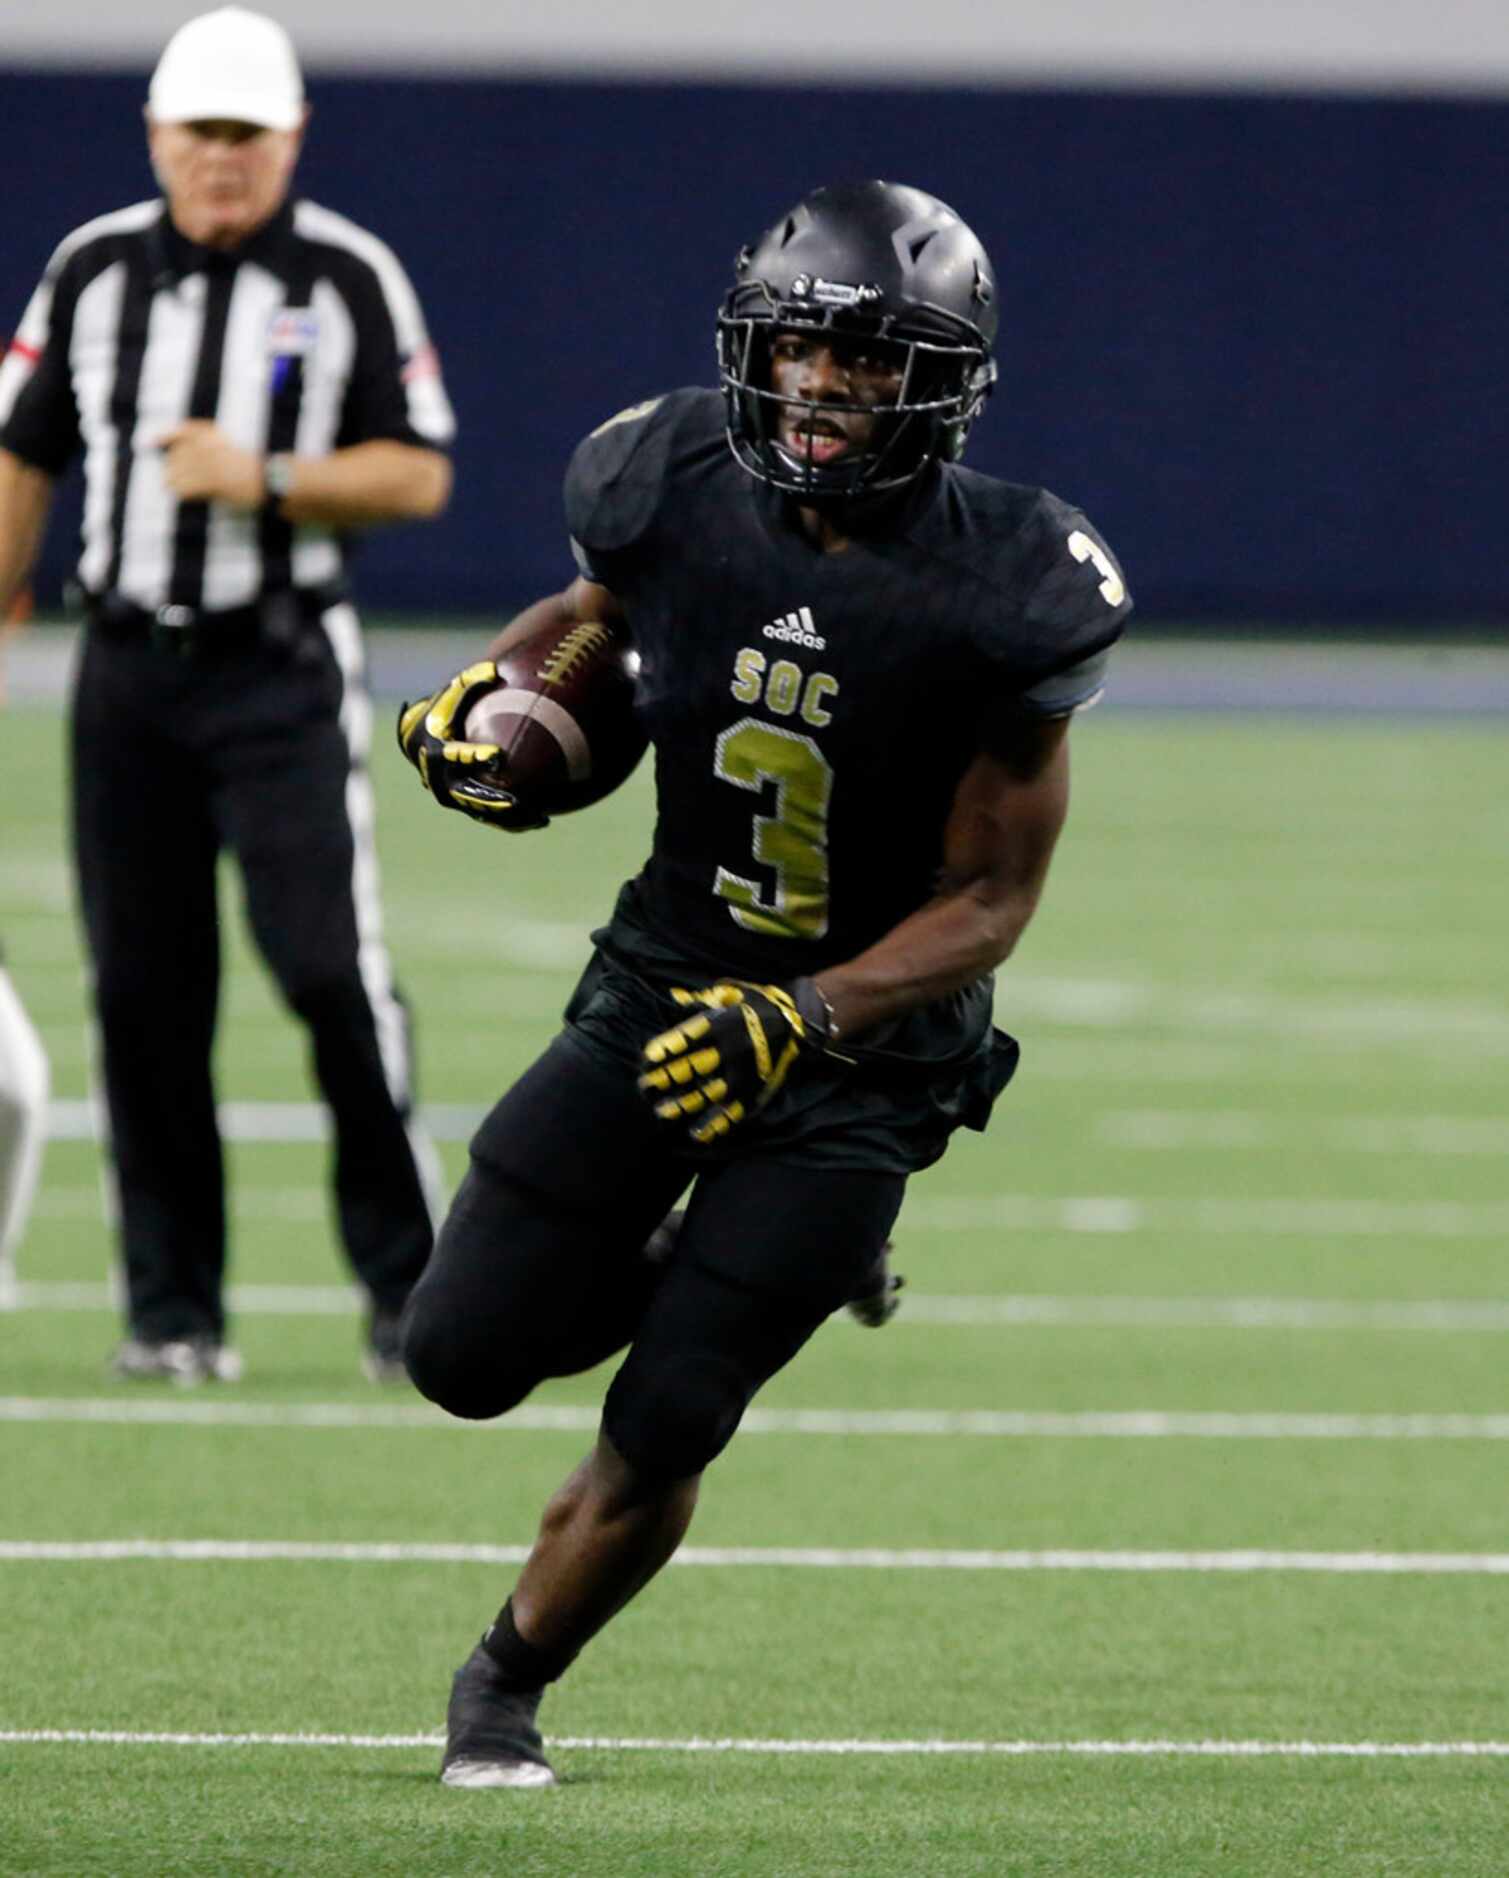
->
[[402, 1029, 906, 1476], [71, 610, 435, 1342]]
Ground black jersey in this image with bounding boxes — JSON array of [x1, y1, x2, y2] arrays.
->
[[566, 388, 1130, 1068]]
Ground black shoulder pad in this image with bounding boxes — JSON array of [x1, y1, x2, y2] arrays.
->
[[563, 389, 703, 556]]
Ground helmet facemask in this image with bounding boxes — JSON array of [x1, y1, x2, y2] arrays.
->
[[718, 287, 995, 507]]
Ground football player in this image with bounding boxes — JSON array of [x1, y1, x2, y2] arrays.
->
[[397, 180, 1130, 1788]]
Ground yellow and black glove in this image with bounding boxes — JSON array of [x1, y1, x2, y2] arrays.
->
[[395, 661, 548, 831], [638, 978, 834, 1145]]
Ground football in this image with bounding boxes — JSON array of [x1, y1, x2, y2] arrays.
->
[[460, 615, 648, 816]]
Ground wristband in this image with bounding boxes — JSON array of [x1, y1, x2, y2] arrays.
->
[[805, 979, 840, 1044], [263, 453, 296, 512], [796, 977, 853, 1060]]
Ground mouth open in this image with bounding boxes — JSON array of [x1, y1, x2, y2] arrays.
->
[[782, 415, 851, 466]]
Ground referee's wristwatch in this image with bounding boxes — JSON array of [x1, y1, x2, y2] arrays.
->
[[263, 453, 296, 513]]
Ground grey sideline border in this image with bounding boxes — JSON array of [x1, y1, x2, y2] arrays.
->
[[5, 620, 1508, 716]]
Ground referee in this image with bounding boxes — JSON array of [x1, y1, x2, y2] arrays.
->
[[0, 8, 454, 1384]]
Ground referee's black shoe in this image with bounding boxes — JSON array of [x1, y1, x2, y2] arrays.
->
[[440, 1643, 557, 1790]]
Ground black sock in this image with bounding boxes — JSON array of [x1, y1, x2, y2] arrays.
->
[[479, 1597, 577, 1691]]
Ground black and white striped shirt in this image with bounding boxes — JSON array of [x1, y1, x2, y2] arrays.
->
[[0, 196, 454, 613]]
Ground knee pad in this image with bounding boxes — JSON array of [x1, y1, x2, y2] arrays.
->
[[399, 1285, 535, 1423], [602, 1351, 751, 1479]]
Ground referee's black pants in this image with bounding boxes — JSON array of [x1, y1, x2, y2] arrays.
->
[[70, 605, 435, 1343]]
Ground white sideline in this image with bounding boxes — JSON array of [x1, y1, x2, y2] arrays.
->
[[3, 1728, 1506, 1759], [3, 1540, 1507, 1574], [5, 1397, 1509, 1439], [13, 1282, 1509, 1332]]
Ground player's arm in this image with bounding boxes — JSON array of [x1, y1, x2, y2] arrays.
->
[[483, 576, 624, 660], [816, 714, 1071, 1041], [158, 426, 451, 524], [0, 448, 55, 618]]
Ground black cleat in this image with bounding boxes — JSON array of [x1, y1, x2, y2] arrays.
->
[[440, 1642, 557, 1790], [846, 1240, 904, 1328]]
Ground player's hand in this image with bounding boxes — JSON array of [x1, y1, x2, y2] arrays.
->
[[395, 662, 550, 831], [159, 420, 265, 508], [638, 978, 833, 1144]]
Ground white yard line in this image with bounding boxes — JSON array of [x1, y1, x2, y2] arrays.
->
[[43, 1099, 483, 1144], [4, 1397, 1509, 1438], [12, 1283, 1509, 1331], [14, 1281, 357, 1315], [900, 1295, 1509, 1331], [1005, 984, 1509, 1052], [1099, 1109, 1509, 1155], [43, 1098, 1509, 1149], [2, 1540, 1506, 1574], [1027, 1040, 1498, 1085], [26, 1184, 1509, 1238], [31, 1189, 330, 1223], [902, 1196, 1509, 1238], [2, 1728, 1506, 1759]]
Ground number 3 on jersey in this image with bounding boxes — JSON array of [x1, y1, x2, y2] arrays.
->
[[1067, 528, 1126, 607], [713, 720, 833, 940]]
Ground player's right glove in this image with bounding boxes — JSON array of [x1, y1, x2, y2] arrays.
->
[[395, 662, 549, 832], [637, 977, 834, 1145]]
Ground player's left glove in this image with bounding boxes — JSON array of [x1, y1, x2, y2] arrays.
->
[[395, 661, 549, 832], [637, 978, 835, 1145]]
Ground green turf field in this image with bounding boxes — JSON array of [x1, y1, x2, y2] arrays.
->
[[1, 682, 1505, 1876]]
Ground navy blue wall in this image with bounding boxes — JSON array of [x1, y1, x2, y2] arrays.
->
[[4, 71, 1504, 624]]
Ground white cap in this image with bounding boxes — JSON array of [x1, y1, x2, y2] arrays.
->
[[148, 7, 304, 132]]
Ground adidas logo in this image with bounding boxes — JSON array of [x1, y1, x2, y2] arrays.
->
[[762, 606, 825, 651]]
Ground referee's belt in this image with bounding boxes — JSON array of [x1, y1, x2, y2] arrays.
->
[[86, 587, 344, 657]]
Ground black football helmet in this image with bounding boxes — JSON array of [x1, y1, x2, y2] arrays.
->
[[717, 180, 998, 505]]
